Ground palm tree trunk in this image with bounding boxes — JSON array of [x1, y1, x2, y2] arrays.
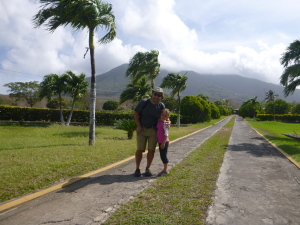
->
[[66, 101, 75, 126], [89, 29, 96, 145], [59, 95, 65, 125], [177, 93, 181, 128]]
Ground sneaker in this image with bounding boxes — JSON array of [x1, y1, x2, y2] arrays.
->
[[134, 169, 141, 177], [144, 168, 152, 177], [157, 170, 169, 177]]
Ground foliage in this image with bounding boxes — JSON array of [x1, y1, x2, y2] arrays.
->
[[290, 103, 300, 114], [102, 100, 119, 110], [280, 39, 300, 96], [238, 97, 261, 118], [126, 50, 160, 89], [264, 99, 290, 114], [4, 81, 41, 107], [181, 95, 211, 123], [33, 0, 117, 145], [162, 97, 178, 112], [210, 102, 221, 119], [114, 119, 137, 139], [197, 93, 209, 101], [119, 77, 151, 104], [256, 114, 300, 122], [46, 97, 68, 109]]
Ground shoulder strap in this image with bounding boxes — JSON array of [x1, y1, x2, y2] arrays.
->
[[140, 99, 150, 115]]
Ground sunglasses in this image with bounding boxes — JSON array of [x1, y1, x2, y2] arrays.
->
[[153, 93, 162, 97]]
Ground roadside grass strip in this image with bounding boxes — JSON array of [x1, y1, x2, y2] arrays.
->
[[103, 117, 235, 225]]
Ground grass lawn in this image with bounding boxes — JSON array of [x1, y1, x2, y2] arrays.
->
[[245, 118, 300, 163], [0, 118, 225, 203], [103, 117, 235, 224]]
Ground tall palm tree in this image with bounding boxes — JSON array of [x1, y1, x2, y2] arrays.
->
[[40, 73, 68, 125], [64, 71, 89, 126], [119, 77, 151, 104], [126, 50, 160, 89], [160, 73, 188, 127], [265, 89, 278, 121], [33, 0, 117, 145], [280, 39, 300, 97], [249, 96, 260, 120]]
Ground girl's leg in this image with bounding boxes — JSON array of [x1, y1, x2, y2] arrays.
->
[[159, 142, 169, 171]]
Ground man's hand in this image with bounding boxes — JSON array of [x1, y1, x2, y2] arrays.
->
[[136, 126, 143, 134]]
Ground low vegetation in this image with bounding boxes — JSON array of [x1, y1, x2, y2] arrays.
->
[[0, 118, 224, 203]]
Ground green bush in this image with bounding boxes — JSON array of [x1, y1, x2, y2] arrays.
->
[[256, 114, 300, 122], [102, 100, 119, 110]]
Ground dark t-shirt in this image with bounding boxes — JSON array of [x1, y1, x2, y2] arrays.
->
[[134, 99, 165, 127]]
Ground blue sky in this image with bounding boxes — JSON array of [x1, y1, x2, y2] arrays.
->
[[1, 0, 299, 94]]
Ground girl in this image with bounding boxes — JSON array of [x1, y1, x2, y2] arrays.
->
[[156, 108, 170, 176]]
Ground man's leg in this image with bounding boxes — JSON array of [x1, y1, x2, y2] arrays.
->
[[146, 149, 155, 169], [135, 150, 143, 169]]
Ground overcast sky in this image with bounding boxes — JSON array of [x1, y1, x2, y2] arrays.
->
[[1, 0, 299, 94]]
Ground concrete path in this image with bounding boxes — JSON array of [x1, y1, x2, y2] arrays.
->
[[0, 117, 231, 225], [206, 116, 300, 225]]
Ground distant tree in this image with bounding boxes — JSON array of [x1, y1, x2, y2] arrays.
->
[[126, 50, 160, 89], [162, 97, 178, 112], [291, 103, 300, 114], [181, 95, 211, 123], [280, 39, 300, 96], [120, 77, 151, 104], [265, 99, 290, 115], [210, 102, 221, 119], [160, 73, 188, 127], [239, 97, 261, 119], [33, 0, 117, 145], [197, 93, 209, 101], [103, 100, 119, 110], [40, 74, 68, 124], [46, 97, 68, 109], [265, 90, 278, 121], [4, 81, 40, 107]]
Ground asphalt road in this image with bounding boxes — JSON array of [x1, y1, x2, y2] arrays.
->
[[1, 116, 299, 225]]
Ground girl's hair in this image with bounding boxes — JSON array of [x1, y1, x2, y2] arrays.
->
[[160, 108, 170, 117]]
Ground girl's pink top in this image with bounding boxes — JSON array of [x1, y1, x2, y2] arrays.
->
[[156, 119, 169, 143]]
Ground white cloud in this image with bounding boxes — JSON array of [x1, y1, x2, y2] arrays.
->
[[0, 0, 299, 95]]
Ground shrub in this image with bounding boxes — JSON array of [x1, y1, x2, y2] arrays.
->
[[102, 100, 119, 110]]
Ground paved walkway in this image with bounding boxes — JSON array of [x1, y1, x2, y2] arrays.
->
[[0, 116, 299, 225], [206, 116, 300, 225]]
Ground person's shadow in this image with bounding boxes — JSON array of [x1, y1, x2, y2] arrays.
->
[[58, 173, 154, 193]]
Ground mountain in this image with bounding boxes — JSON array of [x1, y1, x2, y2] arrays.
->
[[86, 64, 300, 107]]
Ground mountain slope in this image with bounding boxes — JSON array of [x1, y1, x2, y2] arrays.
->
[[86, 64, 300, 106]]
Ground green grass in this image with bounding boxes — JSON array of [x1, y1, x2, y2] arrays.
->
[[103, 117, 235, 225], [0, 118, 225, 203], [245, 118, 300, 163]]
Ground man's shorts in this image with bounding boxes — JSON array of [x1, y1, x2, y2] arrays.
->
[[137, 127, 157, 151]]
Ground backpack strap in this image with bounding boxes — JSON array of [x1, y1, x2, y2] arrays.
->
[[139, 99, 150, 116]]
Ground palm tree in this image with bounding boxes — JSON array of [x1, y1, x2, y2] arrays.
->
[[249, 96, 260, 120], [33, 0, 117, 145], [64, 71, 89, 126], [160, 73, 188, 127], [280, 39, 300, 97], [265, 90, 278, 121], [126, 50, 160, 89], [119, 77, 151, 104], [40, 73, 68, 125]]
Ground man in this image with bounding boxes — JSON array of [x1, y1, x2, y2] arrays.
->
[[133, 87, 167, 177]]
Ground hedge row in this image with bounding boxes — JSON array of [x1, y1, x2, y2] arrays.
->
[[257, 114, 300, 122], [0, 105, 179, 125]]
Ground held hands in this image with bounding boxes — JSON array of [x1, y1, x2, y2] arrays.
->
[[136, 126, 143, 134], [160, 143, 165, 149], [165, 119, 171, 129]]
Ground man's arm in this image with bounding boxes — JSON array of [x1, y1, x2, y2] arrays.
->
[[134, 111, 143, 134]]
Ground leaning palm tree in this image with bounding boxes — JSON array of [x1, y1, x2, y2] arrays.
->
[[33, 0, 117, 145], [280, 39, 300, 97], [126, 50, 160, 89], [265, 90, 278, 121], [160, 72, 188, 127], [64, 71, 89, 126], [119, 77, 151, 104]]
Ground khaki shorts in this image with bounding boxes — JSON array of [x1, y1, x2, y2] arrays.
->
[[137, 127, 157, 151]]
